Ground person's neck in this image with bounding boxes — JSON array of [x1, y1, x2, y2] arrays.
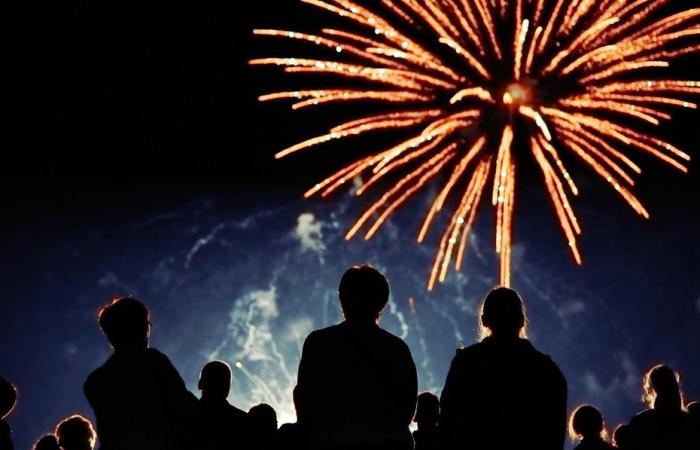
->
[[201, 394, 229, 403], [113, 344, 148, 355], [344, 318, 378, 326]]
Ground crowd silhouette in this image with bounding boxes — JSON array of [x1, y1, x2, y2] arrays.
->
[[1, 265, 699, 450]]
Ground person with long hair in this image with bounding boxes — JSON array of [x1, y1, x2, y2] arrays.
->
[[625, 364, 699, 449], [439, 287, 567, 450]]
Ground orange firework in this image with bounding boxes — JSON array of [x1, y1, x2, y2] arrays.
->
[[251, 0, 700, 290]]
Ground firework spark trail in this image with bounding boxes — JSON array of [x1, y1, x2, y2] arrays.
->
[[253, 0, 700, 289], [385, 298, 410, 339]]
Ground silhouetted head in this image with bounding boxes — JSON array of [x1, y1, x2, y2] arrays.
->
[[0, 378, 17, 420], [338, 265, 390, 323], [55, 415, 96, 450], [569, 405, 606, 441], [33, 434, 61, 450], [479, 287, 527, 339], [642, 365, 683, 411], [687, 401, 700, 424], [198, 360, 231, 400], [414, 392, 439, 427], [248, 403, 278, 435], [98, 297, 150, 351], [613, 424, 631, 449]]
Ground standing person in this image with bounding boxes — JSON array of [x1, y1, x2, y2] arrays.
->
[[84, 297, 199, 450], [413, 392, 439, 450], [439, 287, 567, 450], [0, 379, 17, 450], [295, 265, 418, 450], [248, 403, 277, 450], [625, 365, 699, 449], [198, 360, 249, 450]]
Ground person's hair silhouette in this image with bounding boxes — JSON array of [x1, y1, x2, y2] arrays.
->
[[197, 360, 249, 450], [98, 296, 150, 351], [413, 392, 439, 450], [642, 365, 683, 411], [479, 286, 527, 339], [0, 378, 17, 450], [568, 405, 614, 449], [33, 435, 61, 450], [295, 265, 418, 450], [55, 415, 96, 450], [199, 360, 231, 400], [339, 265, 390, 322], [440, 287, 567, 450], [84, 296, 199, 450]]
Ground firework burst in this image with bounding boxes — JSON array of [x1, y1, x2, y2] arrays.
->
[[251, 0, 700, 289]]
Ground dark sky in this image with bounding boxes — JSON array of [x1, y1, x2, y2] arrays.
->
[[3, 1, 700, 214], [2, 1, 700, 448]]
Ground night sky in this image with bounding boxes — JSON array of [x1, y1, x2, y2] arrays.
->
[[2, 2, 700, 449]]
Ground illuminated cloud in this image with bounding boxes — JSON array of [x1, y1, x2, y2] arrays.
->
[[294, 213, 326, 261], [580, 352, 640, 401]]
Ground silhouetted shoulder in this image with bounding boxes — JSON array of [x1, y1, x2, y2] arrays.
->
[[0, 420, 11, 450]]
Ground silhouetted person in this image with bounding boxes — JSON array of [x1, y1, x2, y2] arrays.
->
[[688, 401, 700, 427], [295, 265, 418, 450], [198, 360, 249, 450], [275, 423, 305, 450], [569, 405, 615, 450], [613, 424, 632, 450], [56, 415, 96, 450], [439, 287, 567, 450], [84, 297, 199, 450], [0, 379, 17, 450], [248, 403, 277, 450], [625, 365, 699, 449], [32, 435, 61, 450], [413, 392, 439, 450]]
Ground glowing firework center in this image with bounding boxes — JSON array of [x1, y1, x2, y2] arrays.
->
[[252, 0, 698, 289]]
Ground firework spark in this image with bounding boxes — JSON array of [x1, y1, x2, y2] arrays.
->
[[252, 0, 699, 289]]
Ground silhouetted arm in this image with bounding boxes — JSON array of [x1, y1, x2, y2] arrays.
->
[[543, 360, 568, 450], [152, 350, 200, 447], [396, 341, 418, 426], [295, 331, 322, 424]]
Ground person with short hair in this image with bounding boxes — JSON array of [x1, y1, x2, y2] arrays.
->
[[568, 405, 614, 450], [198, 360, 249, 450], [295, 265, 417, 450], [439, 287, 567, 450], [248, 403, 277, 450], [55, 415, 96, 450], [84, 297, 199, 450]]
